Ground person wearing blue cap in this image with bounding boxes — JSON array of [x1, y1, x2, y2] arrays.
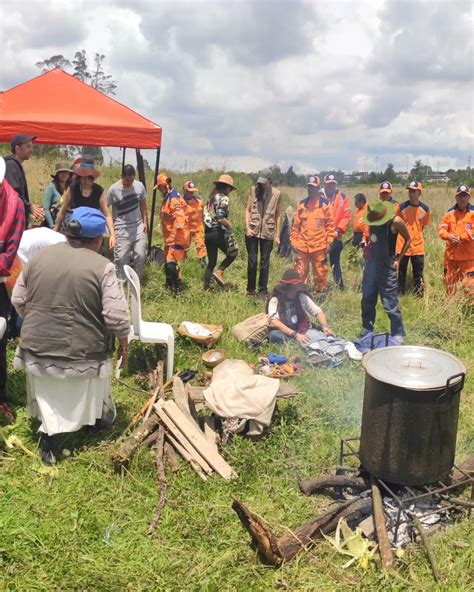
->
[[11, 207, 130, 465]]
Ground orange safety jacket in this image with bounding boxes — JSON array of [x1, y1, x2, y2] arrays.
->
[[328, 190, 351, 235], [291, 195, 335, 253], [183, 195, 204, 233], [438, 204, 474, 261], [396, 200, 430, 256], [353, 203, 368, 234], [160, 188, 190, 249]]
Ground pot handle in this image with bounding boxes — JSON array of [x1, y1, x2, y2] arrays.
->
[[370, 332, 389, 350], [437, 372, 466, 408]]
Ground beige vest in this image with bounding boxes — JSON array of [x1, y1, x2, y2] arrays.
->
[[20, 242, 113, 362], [247, 186, 281, 240]]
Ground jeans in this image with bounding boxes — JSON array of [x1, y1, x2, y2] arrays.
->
[[114, 222, 146, 281], [245, 236, 273, 293], [329, 238, 344, 289], [361, 260, 405, 337], [398, 254, 425, 297], [204, 227, 237, 287], [268, 328, 324, 345], [0, 284, 10, 402]]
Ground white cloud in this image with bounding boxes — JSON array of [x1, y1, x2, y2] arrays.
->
[[0, 0, 472, 173]]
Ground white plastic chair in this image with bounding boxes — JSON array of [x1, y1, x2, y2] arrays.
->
[[123, 265, 174, 380]]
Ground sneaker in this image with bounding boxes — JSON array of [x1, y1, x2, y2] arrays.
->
[[213, 270, 225, 287], [39, 433, 60, 466], [246, 290, 256, 297], [391, 335, 404, 345]]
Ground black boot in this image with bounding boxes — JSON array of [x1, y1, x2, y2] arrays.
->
[[39, 433, 60, 465]]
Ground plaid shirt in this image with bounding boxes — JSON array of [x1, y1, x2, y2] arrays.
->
[[0, 198, 25, 277]]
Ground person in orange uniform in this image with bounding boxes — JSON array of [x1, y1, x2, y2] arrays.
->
[[291, 175, 335, 292], [182, 180, 207, 268], [438, 184, 474, 296], [379, 180, 400, 216], [155, 174, 189, 293], [352, 193, 368, 247], [396, 180, 430, 297], [323, 173, 351, 289]]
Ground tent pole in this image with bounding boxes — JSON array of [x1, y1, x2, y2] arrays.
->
[[136, 149, 146, 188], [121, 147, 126, 173], [148, 147, 161, 252]]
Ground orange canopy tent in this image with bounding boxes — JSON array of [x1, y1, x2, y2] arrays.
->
[[0, 68, 162, 148], [0, 68, 163, 245]]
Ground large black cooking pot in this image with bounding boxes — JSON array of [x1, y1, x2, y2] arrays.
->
[[360, 346, 466, 486]]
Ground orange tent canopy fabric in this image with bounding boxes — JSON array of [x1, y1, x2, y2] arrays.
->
[[0, 69, 162, 149]]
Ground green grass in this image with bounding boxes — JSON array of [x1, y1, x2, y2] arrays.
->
[[0, 171, 473, 591]]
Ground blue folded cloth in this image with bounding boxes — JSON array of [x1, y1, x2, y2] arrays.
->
[[267, 352, 287, 364]]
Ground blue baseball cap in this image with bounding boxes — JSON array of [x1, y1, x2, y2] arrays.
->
[[65, 207, 107, 237]]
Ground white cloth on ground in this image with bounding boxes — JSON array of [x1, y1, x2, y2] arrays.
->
[[26, 370, 116, 436], [180, 321, 212, 337], [203, 359, 280, 436]]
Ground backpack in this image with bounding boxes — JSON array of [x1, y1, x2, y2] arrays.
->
[[232, 313, 269, 345]]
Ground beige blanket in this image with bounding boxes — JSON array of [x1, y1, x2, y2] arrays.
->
[[203, 359, 280, 436]]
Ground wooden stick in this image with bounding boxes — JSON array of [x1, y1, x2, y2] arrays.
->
[[143, 384, 162, 423], [165, 433, 207, 481], [172, 377, 195, 424], [164, 441, 181, 473], [147, 427, 168, 535], [411, 513, 440, 583], [112, 413, 160, 472], [299, 474, 367, 496], [371, 475, 394, 570]]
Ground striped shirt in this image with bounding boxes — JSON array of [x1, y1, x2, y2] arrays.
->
[[107, 180, 146, 228]]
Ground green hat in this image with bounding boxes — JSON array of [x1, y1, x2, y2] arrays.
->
[[363, 199, 395, 226], [51, 161, 73, 177]]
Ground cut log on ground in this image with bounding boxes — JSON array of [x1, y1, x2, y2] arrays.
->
[[112, 413, 160, 472], [371, 475, 394, 570], [147, 426, 167, 535], [232, 495, 372, 566], [299, 474, 367, 495]]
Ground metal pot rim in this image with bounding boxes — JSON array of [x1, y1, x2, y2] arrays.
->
[[363, 345, 466, 390]]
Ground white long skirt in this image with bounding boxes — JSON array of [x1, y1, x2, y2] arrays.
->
[[26, 371, 116, 436]]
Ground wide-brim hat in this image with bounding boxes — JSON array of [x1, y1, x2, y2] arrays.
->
[[75, 155, 100, 179], [274, 268, 309, 300], [363, 199, 395, 226], [214, 174, 236, 190], [51, 161, 73, 177]]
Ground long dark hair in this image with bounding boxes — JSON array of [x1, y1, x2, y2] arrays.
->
[[52, 173, 71, 195]]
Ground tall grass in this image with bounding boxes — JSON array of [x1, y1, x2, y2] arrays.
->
[[1, 160, 472, 591]]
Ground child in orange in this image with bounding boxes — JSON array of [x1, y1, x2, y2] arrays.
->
[[182, 180, 207, 268], [438, 185, 474, 296], [397, 180, 430, 297], [291, 175, 335, 292]]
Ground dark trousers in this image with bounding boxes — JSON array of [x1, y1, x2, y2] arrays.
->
[[361, 260, 405, 337], [245, 236, 273, 293], [329, 238, 344, 288], [204, 227, 237, 287], [0, 284, 10, 402], [398, 255, 425, 297]]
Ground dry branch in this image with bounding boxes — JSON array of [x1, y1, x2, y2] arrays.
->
[[371, 476, 394, 570], [147, 426, 168, 535], [299, 474, 367, 495], [232, 495, 372, 566], [112, 413, 160, 471]]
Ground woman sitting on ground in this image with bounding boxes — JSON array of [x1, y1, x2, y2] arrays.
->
[[267, 268, 335, 345]]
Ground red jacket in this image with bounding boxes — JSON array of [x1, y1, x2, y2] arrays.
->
[[328, 190, 351, 236]]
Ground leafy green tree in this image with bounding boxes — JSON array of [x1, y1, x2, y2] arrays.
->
[[382, 163, 398, 183], [72, 50, 91, 83]]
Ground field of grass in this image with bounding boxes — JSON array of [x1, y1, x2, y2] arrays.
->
[[0, 160, 473, 591]]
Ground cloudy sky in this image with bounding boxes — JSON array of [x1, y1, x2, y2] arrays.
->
[[1, 0, 473, 173]]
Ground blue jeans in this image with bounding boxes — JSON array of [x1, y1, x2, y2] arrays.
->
[[361, 260, 405, 336], [329, 238, 344, 289], [268, 328, 325, 345]]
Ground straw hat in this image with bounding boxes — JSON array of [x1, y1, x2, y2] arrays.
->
[[214, 174, 236, 190], [51, 161, 73, 177]]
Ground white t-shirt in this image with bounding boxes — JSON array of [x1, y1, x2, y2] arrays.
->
[[18, 228, 67, 263], [267, 293, 322, 324]]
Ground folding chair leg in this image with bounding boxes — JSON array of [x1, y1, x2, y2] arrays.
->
[[166, 336, 174, 380]]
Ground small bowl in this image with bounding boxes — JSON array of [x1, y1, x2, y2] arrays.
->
[[202, 349, 225, 368]]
